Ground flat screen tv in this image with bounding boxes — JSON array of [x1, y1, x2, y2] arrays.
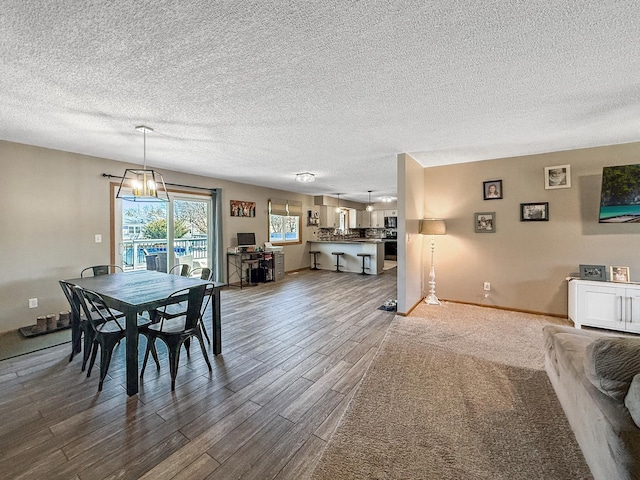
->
[[599, 164, 640, 223], [237, 232, 256, 246]]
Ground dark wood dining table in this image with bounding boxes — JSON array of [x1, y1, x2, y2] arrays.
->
[[63, 270, 224, 396]]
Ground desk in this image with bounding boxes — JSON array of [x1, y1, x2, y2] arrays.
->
[[227, 251, 276, 288], [63, 270, 224, 396]]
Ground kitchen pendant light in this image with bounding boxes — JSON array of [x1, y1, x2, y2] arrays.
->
[[335, 193, 341, 213], [366, 190, 374, 212], [116, 126, 169, 202]]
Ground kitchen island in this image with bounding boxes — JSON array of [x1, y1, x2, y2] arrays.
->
[[308, 239, 384, 274]]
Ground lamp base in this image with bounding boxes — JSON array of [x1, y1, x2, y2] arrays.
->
[[424, 294, 440, 305]]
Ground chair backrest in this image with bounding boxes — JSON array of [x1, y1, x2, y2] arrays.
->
[[81, 265, 123, 277], [73, 286, 125, 332], [190, 267, 212, 280], [158, 284, 210, 331], [169, 263, 191, 276], [59, 280, 82, 320]]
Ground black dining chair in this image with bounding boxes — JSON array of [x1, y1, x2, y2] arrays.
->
[[80, 265, 123, 277], [169, 264, 191, 276], [190, 267, 212, 281], [140, 283, 213, 391], [73, 286, 159, 392]]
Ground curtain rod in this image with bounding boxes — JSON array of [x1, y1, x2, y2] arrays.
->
[[102, 173, 217, 193]]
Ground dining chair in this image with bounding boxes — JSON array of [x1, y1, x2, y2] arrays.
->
[[169, 263, 191, 276], [190, 267, 212, 280], [80, 265, 124, 277], [73, 286, 159, 392], [155, 266, 213, 345], [140, 283, 213, 391]]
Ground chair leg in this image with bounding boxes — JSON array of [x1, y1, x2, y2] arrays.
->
[[167, 339, 182, 391], [82, 328, 95, 372], [200, 324, 211, 345], [195, 332, 212, 371], [86, 341, 99, 378]]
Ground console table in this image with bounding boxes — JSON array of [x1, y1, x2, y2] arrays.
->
[[568, 278, 640, 334]]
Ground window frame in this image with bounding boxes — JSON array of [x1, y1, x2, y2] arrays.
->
[[268, 199, 302, 246]]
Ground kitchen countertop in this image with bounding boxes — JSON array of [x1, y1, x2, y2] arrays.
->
[[310, 239, 383, 243]]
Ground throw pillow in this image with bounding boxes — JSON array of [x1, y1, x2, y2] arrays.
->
[[584, 337, 640, 401], [626, 374, 640, 428]]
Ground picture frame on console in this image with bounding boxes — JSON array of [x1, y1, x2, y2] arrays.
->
[[610, 266, 630, 283], [483, 180, 503, 200], [520, 202, 549, 221], [579, 264, 606, 281]]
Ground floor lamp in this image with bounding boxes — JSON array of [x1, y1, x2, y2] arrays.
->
[[420, 218, 447, 305]]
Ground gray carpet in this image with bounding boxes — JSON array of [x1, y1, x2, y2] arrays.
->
[[311, 302, 593, 480]]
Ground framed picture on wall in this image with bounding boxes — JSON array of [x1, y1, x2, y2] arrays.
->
[[475, 212, 496, 233], [230, 200, 256, 217], [544, 165, 571, 189], [483, 180, 503, 200], [520, 202, 549, 221], [610, 266, 630, 283], [579, 264, 606, 281]]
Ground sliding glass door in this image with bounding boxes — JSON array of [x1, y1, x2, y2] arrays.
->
[[115, 191, 211, 273]]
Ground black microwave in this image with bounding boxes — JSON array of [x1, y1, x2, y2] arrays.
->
[[384, 216, 397, 228]]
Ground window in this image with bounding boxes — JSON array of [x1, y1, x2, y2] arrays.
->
[[269, 198, 301, 245]]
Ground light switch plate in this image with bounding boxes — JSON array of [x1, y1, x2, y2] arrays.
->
[[95, 234, 102, 243]]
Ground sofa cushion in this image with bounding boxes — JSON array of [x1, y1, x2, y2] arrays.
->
[[585, 337, 640, 401], [626, 374, 640, 428]]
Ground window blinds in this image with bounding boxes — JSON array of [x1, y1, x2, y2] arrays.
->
[[269, 198, 302, 216]]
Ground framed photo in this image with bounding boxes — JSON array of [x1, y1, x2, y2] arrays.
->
[[579, 264, 606, 281], [610, 266, 630, 283], [475, 212, 496, 233], [520, 202, 549, 221], [483, 180, 503, 200], [230, 200, 256, 217], [544, 165, 571, 189]]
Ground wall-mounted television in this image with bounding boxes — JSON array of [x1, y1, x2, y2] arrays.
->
[[599, 164, 640, 223], [237, 232, 256, 246]]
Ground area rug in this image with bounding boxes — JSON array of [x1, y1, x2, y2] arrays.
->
[[310, 302, 592, 480], [0, 328, 71, 361]]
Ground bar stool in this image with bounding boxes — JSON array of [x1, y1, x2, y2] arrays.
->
[[309, 250, 321, 270], [357, 253, 371, 275], [331, 252, 345, 272]]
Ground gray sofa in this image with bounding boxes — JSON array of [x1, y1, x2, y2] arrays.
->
[[543, 325, 640, 480]]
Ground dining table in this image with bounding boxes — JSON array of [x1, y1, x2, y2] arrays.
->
[[63, 270, 224, 396]]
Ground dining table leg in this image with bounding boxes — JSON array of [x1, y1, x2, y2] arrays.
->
[[125, 308, 139, 396], [213, 287, 221, 354]]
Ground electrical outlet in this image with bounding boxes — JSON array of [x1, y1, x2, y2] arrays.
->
[[483, 282, 491, 291], [29, 298, 38, 308]]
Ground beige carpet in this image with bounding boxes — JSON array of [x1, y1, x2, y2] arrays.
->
[[310, 302, 593, 480]]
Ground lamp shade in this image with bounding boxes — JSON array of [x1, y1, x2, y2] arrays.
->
[[420, 218, 446, 235]]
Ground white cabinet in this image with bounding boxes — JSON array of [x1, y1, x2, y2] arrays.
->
[[370, 211, 384, 228], [319, 206, 340, 228], [384, 209, 398, 217], [356, 210, 372, 228], [568, 279, 640, 334]]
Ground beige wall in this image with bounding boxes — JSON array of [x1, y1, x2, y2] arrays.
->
[[397, 153, 425, 314], [0, 140, 317, 332], [424, 142, 640, 316]]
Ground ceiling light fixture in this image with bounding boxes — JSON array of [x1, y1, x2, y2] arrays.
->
[[366, 190, 374, 212], [381, 196, 394, 203], [295, 172, 316, 183], [335, 193, 342, 213], [116, 126, 169, 202]]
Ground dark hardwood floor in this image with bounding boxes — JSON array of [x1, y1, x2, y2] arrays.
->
[[0, 267, 396, 479]]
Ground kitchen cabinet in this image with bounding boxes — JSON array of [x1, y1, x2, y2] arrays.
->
[[568, 279, 640, 334], [370, 211, 384, 228], [356, 210, 372, 228], [319, 206, 340, 227], [384, 209, 398, 217]]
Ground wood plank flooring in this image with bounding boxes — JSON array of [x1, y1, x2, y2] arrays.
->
[[0, 267, 396, 480]]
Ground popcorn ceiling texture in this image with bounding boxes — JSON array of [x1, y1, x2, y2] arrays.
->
[[2, 1, 640, 201]]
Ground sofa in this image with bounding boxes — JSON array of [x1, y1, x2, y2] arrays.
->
[[543, 325, 640, 480]]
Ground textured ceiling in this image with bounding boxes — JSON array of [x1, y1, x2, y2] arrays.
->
[[2, 1, 640, 203]]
